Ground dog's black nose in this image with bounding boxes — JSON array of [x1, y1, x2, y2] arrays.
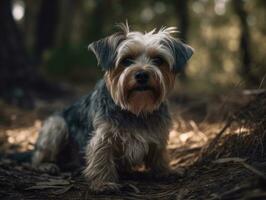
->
[[135, 71, 149, 84]]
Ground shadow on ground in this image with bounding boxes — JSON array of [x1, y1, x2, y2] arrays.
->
[[0, 89, 266, 200]]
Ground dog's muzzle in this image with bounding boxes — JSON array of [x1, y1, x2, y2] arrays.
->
[[135, 70, 149, 85]]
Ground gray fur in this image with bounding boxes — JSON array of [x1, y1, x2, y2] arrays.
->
[[33, 80, 171, 190], [89, 25, 193, 72], [161, 38, 194, 72], [32, 116, 68, 166], [88, 33, 126, 70], [32, 24, 194, 192]]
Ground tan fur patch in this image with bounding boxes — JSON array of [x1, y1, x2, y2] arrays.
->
[[127, 90, 156, 114], [159, 63, 176, 93], [105, 64, 168, 115]]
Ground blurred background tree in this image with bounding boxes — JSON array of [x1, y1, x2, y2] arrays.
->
[[35, 0, 59, 62], [176, 0, 190, 80], [0, 0, 265, 108], [0, 0, 41, 108]]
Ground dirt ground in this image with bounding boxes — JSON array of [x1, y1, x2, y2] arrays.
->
[[0, 86, 266, 200]]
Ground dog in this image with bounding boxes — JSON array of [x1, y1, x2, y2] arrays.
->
[[32, 23, 193, 192]]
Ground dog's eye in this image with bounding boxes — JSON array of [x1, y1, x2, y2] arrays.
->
[[120, 57, 134, 67], [152, 56, 165, 66]]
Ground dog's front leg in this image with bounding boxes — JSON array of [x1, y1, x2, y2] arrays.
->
[[83, 128, 119, 193], [146, 144, 171, 175], [146, 144, 185, 180]]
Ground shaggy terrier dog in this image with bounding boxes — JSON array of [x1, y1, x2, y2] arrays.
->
[[32, 23, 194, 192]]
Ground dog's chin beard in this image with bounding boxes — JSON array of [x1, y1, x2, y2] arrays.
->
[[109, 83, 162, 116], [121, 86, 161, 116], [128, 86, 155, 96], [106, 69, 167, 116]]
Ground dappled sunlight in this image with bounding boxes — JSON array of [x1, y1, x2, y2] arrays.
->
[[168, 120, 209, 150], [12, 0, 25, 21], [0, 86, 265, 200], [5, 120, 41, 152], [0, 0, 265, 198], [188, 18, 243, 87]]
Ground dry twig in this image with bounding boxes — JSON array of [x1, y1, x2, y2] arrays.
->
[[213, 157, 266, 180]]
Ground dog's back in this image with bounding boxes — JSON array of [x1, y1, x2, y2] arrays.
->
[[32, 90, 94, 171]]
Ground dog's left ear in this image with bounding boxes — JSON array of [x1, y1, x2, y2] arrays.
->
[[166, 39, 194, 72], [88, 33, 125, 70]]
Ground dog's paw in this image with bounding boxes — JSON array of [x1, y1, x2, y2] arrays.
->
[[35, 163, 60, 175], [90, 182, 121, 193]]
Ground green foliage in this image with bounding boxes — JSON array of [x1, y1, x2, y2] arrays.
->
[[41, 43, 102, 84], [20, 0, 266, 89], [43, 44, 96, 74]]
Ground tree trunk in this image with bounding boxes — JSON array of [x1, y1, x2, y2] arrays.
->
[[0, 0, 37, 108], [35, 0, 59, 61], [56, 0, 74, 47], [23, 0, 40, 55], [176, 0, 190, 80], [0, 0, 66, 108], [176, 0, 189, 42], [69, 0, 85, 45], [85, 0, 112, 41], [233, 0, 257, 84]]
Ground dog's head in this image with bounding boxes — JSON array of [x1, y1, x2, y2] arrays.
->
[[89, 23, 193, 115]]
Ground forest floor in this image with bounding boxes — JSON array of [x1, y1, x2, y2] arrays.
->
[[0, 83, 266, 200]]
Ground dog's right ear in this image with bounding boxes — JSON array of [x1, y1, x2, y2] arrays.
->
[[88, 33, 125, 70]]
